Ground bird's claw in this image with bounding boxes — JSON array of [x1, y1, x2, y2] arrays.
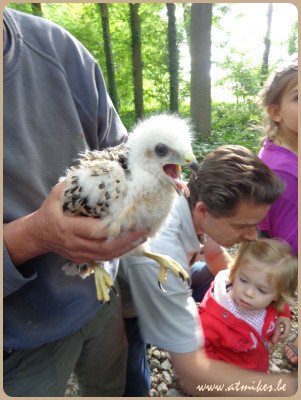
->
[[157, 263, 189, 293], [179, 271, 187, 282], [111, 285, 118, 295], [158, 281, 167, 292], [144, 251, 189, 293]]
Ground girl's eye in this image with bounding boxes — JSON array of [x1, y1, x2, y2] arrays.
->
[[292, 94, 298, 102], [258, 288, 266, 294]]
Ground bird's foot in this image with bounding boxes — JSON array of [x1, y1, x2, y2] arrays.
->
[[90, 261, 117, 303], [62, 261, 94, 278], [144, 251, 190, 291]]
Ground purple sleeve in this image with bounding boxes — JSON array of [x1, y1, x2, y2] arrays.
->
[[261, 171, 298, 255]]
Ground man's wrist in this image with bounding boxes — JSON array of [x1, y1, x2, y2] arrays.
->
[[3, 212, 45, 266]]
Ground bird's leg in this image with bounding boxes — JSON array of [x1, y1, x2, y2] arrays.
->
[[143, 251, 190, 292], [89, 261, 117, 303]]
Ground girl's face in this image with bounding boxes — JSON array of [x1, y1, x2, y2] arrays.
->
[[230, 258, 279, 311], [270, 82, 298, 137]]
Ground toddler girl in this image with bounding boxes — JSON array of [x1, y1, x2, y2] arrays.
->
[[199, 239, 297, 371]]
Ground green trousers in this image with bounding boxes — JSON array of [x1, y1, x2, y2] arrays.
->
[[4, 292, 128, 397]]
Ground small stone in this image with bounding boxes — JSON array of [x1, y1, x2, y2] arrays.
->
[[167, 388, 181, 397], [161, 359, 172, 370], [150, 358, 161, 369], [162, 370, 172, 384], [157, 381, 168, 395], [149, 346, 157, 354], [149, 388, 159, 397], [269, 364, 281, 373], [153, 349, 161, 358]]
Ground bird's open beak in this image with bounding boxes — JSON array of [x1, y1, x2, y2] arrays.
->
[[163, 152, 198, 198], [163, 164, 190, 197]]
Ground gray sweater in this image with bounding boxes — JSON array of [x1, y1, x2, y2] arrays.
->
[[3, 8, 126, 350]]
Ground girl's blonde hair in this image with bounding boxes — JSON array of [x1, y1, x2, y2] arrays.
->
[[258, 59, 298, 141], [228, 238, 298, 311]]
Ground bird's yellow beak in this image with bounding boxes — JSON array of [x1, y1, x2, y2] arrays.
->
[[184, 152, 199, 174], [184, 151, 196, 164]]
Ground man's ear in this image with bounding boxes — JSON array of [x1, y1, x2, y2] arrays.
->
[[194, 202, 207, 218], [268, 104, 281, 123]]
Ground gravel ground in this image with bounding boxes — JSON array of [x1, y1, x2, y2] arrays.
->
[[65, 293, 298, 397]]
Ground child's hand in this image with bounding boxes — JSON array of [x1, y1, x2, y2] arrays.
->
[[202, 235, 233, 276], [271, 316, 291, 345]]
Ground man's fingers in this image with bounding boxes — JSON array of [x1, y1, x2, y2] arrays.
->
[[50, 180, 68, 199], [66, 231, 148, 263], [91, 232, 148, 259], [52, 180, 148, 260]]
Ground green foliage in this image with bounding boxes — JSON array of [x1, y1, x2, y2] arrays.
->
[[108, 3, 134, 111], [288, 21, 298, 56], [8, 2, 33, 14], [7, 2, 295, 148], [212, 3, 231, 28], [217, 55, 262, 102], [140, 3, 169, 110], [192, 101, 263, 162], [43, 4, 105, 66]]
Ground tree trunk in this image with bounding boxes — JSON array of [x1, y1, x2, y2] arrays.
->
[[129, 4, 144, 121], [166, 3, 179, 113], [31, 3, 43, 17], [98, 3, 119, 111], [261, 3, 273, 86], [190, 3, 212, 137]]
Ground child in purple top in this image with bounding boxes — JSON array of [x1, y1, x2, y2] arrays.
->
[[258, 143, 297, 255], [257, 59, 298, 366]]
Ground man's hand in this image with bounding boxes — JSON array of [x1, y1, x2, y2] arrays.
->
[[4, 181, 148, 266], [170, 348, 297, 396]]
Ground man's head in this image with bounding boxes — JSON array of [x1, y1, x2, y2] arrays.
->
[[187, 145, 284, 247]]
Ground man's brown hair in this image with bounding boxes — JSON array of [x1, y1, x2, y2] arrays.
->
[[188, 145, 284, 217]]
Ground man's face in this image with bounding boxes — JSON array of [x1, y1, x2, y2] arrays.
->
[[192, 201, 270, 248]]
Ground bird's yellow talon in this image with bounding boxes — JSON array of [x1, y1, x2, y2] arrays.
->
[[92, 263, 113, 303], [157, 267, 167, 284], [144, 251, 188, 291]]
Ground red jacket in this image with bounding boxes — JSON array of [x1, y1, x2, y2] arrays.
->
[[199, 271, 291, 372]]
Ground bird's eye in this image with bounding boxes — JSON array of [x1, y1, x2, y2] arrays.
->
[[155, 144, 168, 157]]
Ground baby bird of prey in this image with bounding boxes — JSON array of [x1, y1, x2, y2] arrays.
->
[[61, 114, 198, 302]]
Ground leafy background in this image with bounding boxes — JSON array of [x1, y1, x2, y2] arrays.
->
[[8, 2, 298, 160]]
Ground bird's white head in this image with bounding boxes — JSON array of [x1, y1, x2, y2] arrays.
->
[[127, 114, 198, 196]]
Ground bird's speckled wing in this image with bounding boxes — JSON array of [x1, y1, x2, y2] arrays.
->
[[61, 142, 129, 221]]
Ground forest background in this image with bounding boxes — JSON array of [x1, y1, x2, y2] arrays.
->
[[8, 2, 298, 161]]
